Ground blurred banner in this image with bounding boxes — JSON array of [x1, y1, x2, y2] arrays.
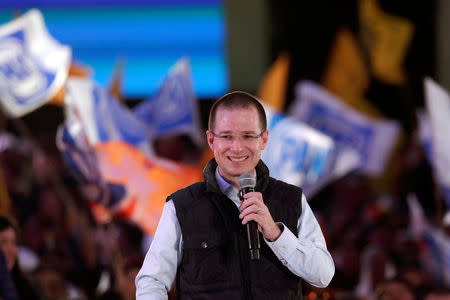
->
[[408, 195, 450, 287], [289, 81, 400, 175], [57, 124, 203, 234], [133, 58, 204, 147], [94, 142, 203, 234], [423, 78, 450, 208], [0, 9, 71, 117], [64, 77, 153, 157], [358, 0, 414, 85], [257, 52, 290, 112], [262, 105, 360, 197]]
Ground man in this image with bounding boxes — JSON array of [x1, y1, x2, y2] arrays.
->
[[136, 91, 334, 299]]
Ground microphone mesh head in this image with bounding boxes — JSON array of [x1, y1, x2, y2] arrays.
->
[[238, 173, 256, 189]]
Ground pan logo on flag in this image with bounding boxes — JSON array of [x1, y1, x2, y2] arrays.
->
[[156, 72, 193, 128], [0, 30, 54, 105], [263, 118, 332, 187], [306, 102, 373, 162]]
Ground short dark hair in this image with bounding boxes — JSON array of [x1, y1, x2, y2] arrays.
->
[[0, 215, 18, 235], [208, 91, 267, 131]]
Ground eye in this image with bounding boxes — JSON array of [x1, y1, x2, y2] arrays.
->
[[221, 135, 232, 140], [243, 134, 253, 139]]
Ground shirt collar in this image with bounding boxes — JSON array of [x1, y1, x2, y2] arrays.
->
[[215, 167, 257, 195]]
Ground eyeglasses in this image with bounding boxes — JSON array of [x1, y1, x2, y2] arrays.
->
[[209, 130, 265, 145]]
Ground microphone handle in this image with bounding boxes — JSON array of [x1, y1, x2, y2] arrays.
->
[[239, 186, 260, 260]]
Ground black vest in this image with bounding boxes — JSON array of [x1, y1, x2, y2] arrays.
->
[[169, 159, 303, 300]]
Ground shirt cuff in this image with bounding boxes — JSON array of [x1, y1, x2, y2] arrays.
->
[[264, 222, 298, 262]]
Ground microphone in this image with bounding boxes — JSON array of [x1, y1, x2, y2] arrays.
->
[[238, 173, 260, 260]]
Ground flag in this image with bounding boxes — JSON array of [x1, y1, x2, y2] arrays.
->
[[289, 81, 400, 175], [133, 57, 204, 147], [47, 60, 93, 106], [0, 9, 71, 117], [57, 125, 203, 234], [322, 28, 369, 107], [423, 78, 450, 208], [407, 194, 450, 287], [108, 56, 126, 103], [56, 120, 125, 211], [262, 104, 360, 197], [64, 77, 153, 157], [257, 52, 290, 112], [358, 0, 414, 85], [321, 28, 384, 120], [94, 141, 203, 234]]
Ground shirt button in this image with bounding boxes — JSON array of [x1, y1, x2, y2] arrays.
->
[[201, 242, 208, 248]]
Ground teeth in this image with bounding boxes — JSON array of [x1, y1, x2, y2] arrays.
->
[[230, 157, 247, 162]]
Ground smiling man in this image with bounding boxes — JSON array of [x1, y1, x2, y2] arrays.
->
[[136, 91, 335, 300]]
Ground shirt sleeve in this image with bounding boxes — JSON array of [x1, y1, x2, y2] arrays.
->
[[264, 193, 335, 287], [135, 200, 182, 300]]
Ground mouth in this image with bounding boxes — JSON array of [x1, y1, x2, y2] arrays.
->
[[228, 156, 248, 162]]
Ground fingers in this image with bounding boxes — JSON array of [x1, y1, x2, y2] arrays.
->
[[239, 192, 266, 225], [238, 192, 281, 241], [240, 192, 263, 211], [239, 204, 261, 220]]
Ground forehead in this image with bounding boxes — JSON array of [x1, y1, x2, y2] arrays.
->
[[214, 105, 261, 131]]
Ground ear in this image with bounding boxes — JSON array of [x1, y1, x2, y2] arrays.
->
[[206, 130, 215, 151], [260, 129, 269, 150]]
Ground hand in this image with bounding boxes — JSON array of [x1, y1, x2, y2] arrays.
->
[[239, 191, 281, 241]]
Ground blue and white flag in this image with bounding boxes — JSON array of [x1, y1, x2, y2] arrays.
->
[[56, 120, 125, 208], [262, 104, 360, 197], [424, 77, 450, 208], [133, 58, 204, 146], [65, 78, 153, 157], [0, 9, 71, 117], [289, 81, 400, 176]]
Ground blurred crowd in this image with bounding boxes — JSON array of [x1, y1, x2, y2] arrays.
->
[[0, 102, 448, 300]]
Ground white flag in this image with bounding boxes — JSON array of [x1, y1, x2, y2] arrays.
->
[[65, 78, 153, 157], [424, 77, 450, 207], [0, 9, 71, 117], [289, 81, 400, 175], [262, 104, 360, 197]]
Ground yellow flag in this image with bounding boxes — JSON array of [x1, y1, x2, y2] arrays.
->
[[359, 0, 414, 85], [322, 29, 369, 104], [108, 57, 127, 103], [322, 28, 383, 119], [257, 52, 290, 111]]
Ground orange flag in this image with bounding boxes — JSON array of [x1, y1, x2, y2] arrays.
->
[[92, 142, 203, 234], [257, 52, 290, 111]]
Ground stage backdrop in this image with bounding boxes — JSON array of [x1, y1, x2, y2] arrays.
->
[[0, 0, 228, 99]]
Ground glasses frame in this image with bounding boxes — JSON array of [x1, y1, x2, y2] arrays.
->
[[209, 130, 266, 144]]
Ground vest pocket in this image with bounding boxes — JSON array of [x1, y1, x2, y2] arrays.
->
[[181, 233, 231, 285]]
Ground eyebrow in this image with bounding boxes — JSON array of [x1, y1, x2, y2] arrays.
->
[[214, 130, 260, 135]]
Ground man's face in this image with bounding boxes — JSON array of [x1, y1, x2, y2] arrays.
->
[[207, 105, 268, 187]]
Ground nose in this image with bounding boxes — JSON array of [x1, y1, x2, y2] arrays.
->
[[229, 136, 243, 151]]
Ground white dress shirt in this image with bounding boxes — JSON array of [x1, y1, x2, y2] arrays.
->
[[136, 169, 335, 300]]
